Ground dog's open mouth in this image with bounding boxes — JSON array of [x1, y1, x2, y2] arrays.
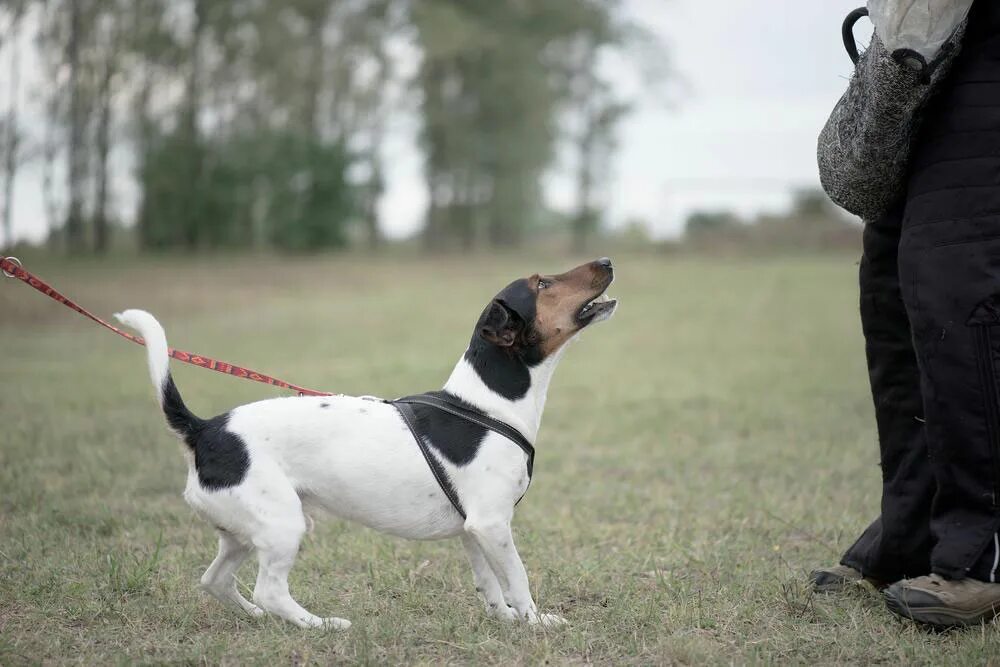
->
[[576, 292, 618, 325]]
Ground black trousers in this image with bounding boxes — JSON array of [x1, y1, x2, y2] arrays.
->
[[841, 207, 1000, 582], [838, 0, 1000, 583]]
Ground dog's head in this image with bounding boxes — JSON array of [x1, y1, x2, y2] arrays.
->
[[475, 258, 617, 364]]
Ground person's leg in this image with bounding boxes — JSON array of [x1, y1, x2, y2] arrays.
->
[[839, 208, 936, 582], [813, 207, 935, 590], [896, 219, 1000, 579], [844, 0, 1000, 622], [884, 216, 1000, 625]]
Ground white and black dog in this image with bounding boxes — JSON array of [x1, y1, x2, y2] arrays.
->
[[116, 258, 616, 629]]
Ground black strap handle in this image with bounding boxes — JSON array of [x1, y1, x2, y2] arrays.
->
[[843, 7, 870, 65]]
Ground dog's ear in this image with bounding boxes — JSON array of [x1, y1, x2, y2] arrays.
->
[[480, 300, 522, 347]]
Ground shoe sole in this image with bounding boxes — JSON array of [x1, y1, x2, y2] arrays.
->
[[885, 593, 1000, 627]]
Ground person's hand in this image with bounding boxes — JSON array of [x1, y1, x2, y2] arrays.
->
[[868, 0, 974, 62]]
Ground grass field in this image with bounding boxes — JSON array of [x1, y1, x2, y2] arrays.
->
[[2, 252, 999, 665]]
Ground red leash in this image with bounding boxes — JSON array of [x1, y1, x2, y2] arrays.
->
[[1, 256, 333, 397]]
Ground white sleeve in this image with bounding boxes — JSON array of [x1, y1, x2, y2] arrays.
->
[[868, 0, 974, 62]]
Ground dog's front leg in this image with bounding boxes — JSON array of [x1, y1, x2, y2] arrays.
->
[[463, 517, 566, 626], [461, 533, 517, 621]]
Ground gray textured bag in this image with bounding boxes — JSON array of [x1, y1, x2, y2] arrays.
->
[[817, 8, 965, 221]]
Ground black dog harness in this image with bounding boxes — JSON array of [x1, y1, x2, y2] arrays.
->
[[390, 393, 535, 519]]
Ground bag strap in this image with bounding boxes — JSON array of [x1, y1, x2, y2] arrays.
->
[[843, 7, 870, 65]]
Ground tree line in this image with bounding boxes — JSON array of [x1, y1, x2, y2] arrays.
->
[[0, 0, 658, 254]]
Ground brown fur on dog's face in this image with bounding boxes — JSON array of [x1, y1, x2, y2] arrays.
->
[[530, 260, 615, 355], [477, 259, 616, 362]]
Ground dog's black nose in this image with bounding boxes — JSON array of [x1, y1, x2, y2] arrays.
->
[[596, 257, 613, 269]]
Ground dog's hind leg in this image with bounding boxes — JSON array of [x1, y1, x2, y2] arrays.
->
[[200, 531, 262, 617], [245, 473, 351, 630], [461, 534, 517, 621], [251, 523, 350, 630]]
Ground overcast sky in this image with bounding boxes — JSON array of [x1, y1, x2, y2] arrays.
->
[[2, 0, 868, 245]]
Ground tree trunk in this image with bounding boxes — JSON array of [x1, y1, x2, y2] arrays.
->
[[365, 155, 384, 250], [93, 24, 116, 254], [65, 0, 86, 253], [303, 5, 329, 142], [572, 127, 597, 254], [487, 171, 526, 248], [179, 0, 206, 249], [364, 60, 390, 251], [571, 52, 598, 254], [135, 61, 154, 249], [1, 6, 23, 251], [424, 182, 444, 251], [41, 83, 59, 249], [458, 205, 475, 250]]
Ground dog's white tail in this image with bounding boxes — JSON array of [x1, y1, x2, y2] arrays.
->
[[114, 309, 203, 443], [114, 309, 170, 406]]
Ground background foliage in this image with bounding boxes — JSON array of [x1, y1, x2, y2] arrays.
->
[[0, 0, 647, 254]]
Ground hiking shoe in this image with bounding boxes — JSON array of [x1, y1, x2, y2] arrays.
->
[[810, 564, 887, 592], [884, 574, 1000, 627]]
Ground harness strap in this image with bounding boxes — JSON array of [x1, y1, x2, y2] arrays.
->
[[1, 256, 333, 396], [391, 393, 535, 519], [394, 393, 535, 478], [393, 401, 468, 519]]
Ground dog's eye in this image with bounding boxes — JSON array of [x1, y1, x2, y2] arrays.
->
[[537, 279, 549, 290]]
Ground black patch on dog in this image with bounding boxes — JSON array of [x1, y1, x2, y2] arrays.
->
[[190, 414, 251, 490], [464, 279, 544, 400], [162, 374, 250, 490], [320, 402, 330, 408], [408, 391, 488, 466], [162, 374, 200, 439]]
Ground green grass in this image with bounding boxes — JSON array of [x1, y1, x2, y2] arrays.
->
[[1, 252, 998, 665]]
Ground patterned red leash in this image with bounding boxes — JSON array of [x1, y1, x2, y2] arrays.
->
[[1, 256, 333, 397]]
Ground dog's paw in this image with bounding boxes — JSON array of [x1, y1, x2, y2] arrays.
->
[[533, 612, 568, 628], [488, 603, 519, 622], [297, 614, 351, 630], [322, 616, 352, 631]]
